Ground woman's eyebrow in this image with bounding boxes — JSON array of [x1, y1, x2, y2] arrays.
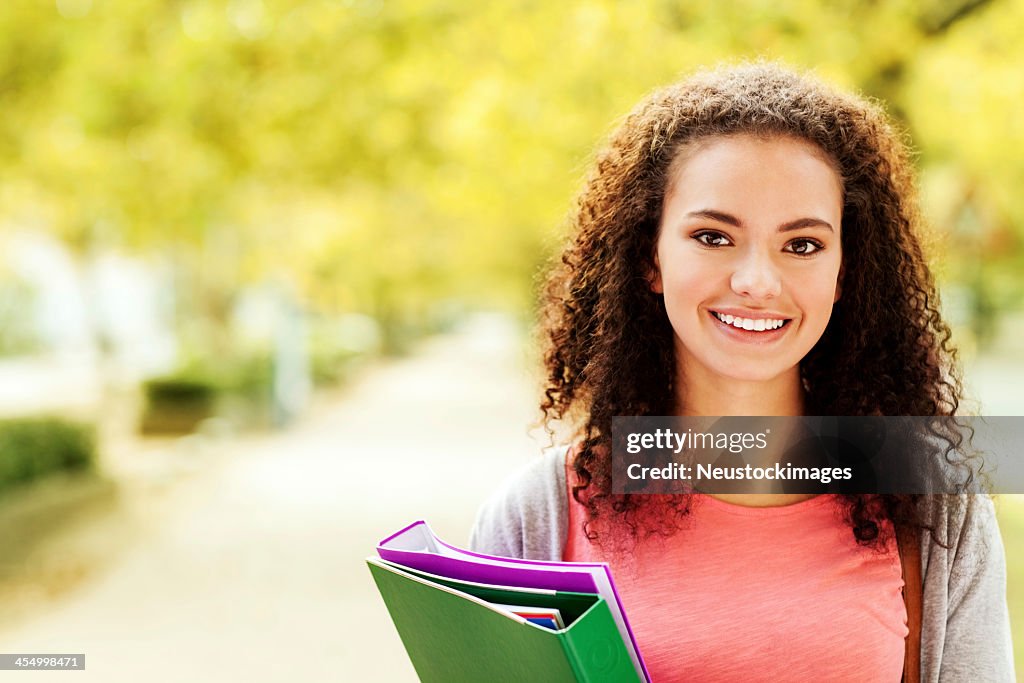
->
[[686, 209, 742, 227], [779, 217, 834, 233], [685, 210, 833, 233]]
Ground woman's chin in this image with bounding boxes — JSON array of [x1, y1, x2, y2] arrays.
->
[[707, 362, 799, 386]]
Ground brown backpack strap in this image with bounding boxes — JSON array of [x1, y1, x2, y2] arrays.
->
[[896, 524, 922, 683]]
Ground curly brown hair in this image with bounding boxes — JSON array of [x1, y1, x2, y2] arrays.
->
[[539, 62, 963, 549]]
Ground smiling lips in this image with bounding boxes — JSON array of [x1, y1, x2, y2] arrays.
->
[[711, 310, 790, 332]]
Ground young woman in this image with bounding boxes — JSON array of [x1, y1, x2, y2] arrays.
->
[[470, 64, 1014, 681]]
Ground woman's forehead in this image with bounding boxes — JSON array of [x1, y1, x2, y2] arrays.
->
[[663, 134, 844, 226]]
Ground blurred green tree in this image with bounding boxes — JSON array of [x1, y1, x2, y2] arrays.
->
[[0, 0, 1019, 349]]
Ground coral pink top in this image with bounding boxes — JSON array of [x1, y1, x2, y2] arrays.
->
[[563, 466, 907, 682]]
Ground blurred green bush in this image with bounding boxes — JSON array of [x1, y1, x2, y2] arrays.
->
[[141, 330, 385, 435], [139, 376, 220, 435], [0, 418, 96, 492], [140, 353, 272, 434]]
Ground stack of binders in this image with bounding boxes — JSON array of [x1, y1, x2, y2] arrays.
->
[[368, 521, 649, 682]]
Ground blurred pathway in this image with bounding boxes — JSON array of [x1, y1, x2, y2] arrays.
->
[[0, 314, 545, 682]]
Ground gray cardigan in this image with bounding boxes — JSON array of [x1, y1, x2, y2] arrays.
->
[[470, 447, 1015, 682]]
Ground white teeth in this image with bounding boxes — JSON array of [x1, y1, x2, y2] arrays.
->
[[713, 312, 787, 331]]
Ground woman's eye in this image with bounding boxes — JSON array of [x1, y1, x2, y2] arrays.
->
[[693, 231, 731, 247], [785, 238, 823, 256]]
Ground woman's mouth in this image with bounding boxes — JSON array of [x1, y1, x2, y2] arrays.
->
[[711, 311, 791, 332]]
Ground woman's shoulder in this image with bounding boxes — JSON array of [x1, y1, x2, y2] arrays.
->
[[467, 445, 570, 561], [917, 493, 1000, 550], [917, 494, 1014, 680], [917, 493, 1003, 584]]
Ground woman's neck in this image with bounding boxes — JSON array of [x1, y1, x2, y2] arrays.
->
[[674, 364, 815, 506], [676, 366, 805, 417]]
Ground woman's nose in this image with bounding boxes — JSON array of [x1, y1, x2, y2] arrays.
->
[[730, 252, 782, 299]]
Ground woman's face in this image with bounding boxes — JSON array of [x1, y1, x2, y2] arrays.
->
[[652, 134, 843, 388]]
